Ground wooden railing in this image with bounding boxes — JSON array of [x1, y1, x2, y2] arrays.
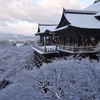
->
[[58, 45, 96, 53], [33, 44, 44, 52], [33, 44, 57, 53], [45, 47, 57, 52]]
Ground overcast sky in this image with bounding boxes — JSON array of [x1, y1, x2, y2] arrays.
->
[[0, 0, 95, 36]]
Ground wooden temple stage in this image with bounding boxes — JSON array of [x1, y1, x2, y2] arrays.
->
[[32, 44, 99, 67]]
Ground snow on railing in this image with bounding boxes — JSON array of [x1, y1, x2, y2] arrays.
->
[[58, 45, 96, 52], [44, 46, 57, 52], [33, 44, 57, 53], [33, 44, 44, 52]]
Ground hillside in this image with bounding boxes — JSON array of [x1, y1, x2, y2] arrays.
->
[[0, 44, 100, 100]]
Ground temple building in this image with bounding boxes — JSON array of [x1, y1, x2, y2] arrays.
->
[[33, 24, 58, 54], [53, 0, 100, 54], [53, 9, 100, 53], [32, 0, 100, 66], [36, 24, 57, 46], [32, 24, 58, 67]]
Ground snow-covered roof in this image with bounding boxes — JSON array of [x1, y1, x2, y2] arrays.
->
[[56, 8, 100, 29], [56, 0, 100, 29], [95, 11, 100, 17], [64, 12, 100, 29], [38, 24, 57, 33], [85, 1, 100, 11]]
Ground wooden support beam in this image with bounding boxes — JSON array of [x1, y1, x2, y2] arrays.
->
[[44, 36, 47, 52], [95, 36, 99, 44]]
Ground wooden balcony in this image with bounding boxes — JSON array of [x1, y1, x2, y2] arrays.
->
[[32, 44, 58, 54], [58, 45, 96, 53]]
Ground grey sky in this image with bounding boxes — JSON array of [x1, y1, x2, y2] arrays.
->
[[0, 0, 94, 35]]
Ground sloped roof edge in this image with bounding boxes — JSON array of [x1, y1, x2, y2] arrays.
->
[[94, 0, 100, 3]]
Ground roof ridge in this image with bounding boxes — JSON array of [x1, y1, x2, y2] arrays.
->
[[63, 9, 97, 15], [39, 24, 57, 26]]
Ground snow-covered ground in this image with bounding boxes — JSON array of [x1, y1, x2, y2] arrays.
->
[[0, 44, 100, 100]]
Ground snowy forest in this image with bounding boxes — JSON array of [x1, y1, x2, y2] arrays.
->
[[0, 42, 100, 100]]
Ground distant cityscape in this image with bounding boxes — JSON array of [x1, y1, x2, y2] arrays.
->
[[0, 33, 34, 41]]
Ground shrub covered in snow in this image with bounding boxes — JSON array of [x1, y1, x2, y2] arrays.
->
[[0, 44, 100, 100], [32, 58, 100, 100]]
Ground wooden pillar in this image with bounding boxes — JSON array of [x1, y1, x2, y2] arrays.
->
[[55, 35, 57, 44], [86, 36, 91, 46], [67, 36, 69, 46], [95, 36, 99, 44], [65, 35, 67, 45], [60, 35, 63, 45], [90, 36, 94, 46], [65, 35, 68, 45], [77, 36, 80, 46], [53, 35, 55, 44], [80, 36, 83, 46], [50, 35, 53, 44], [51, 35, 53, 44], [69, 36, 71, 46], [89, 37, 91, 46], [75, 36, 78, 46], [63, 36, 66, 45], [83, 36, 87, 46], [62, 36, 64, 45], [98, 36, 100, 42], [62, 35, 64, 45], [44, 36, 47, 52], [50, 35, 52, 44], [48, 35, 50, 45], [54, 35, 56, 44], [39, 36, 41, 45], [72, 35, 75, 46], [77, 36, 81, 46], [41, 36, 44, 46], [55, 35, 58, 45]]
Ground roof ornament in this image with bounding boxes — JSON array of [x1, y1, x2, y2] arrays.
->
[[63, 8, 65, 13], [94, 0, 100, 3]]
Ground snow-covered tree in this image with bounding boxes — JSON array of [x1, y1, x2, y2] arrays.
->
[[0, 44, 100, 100]]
